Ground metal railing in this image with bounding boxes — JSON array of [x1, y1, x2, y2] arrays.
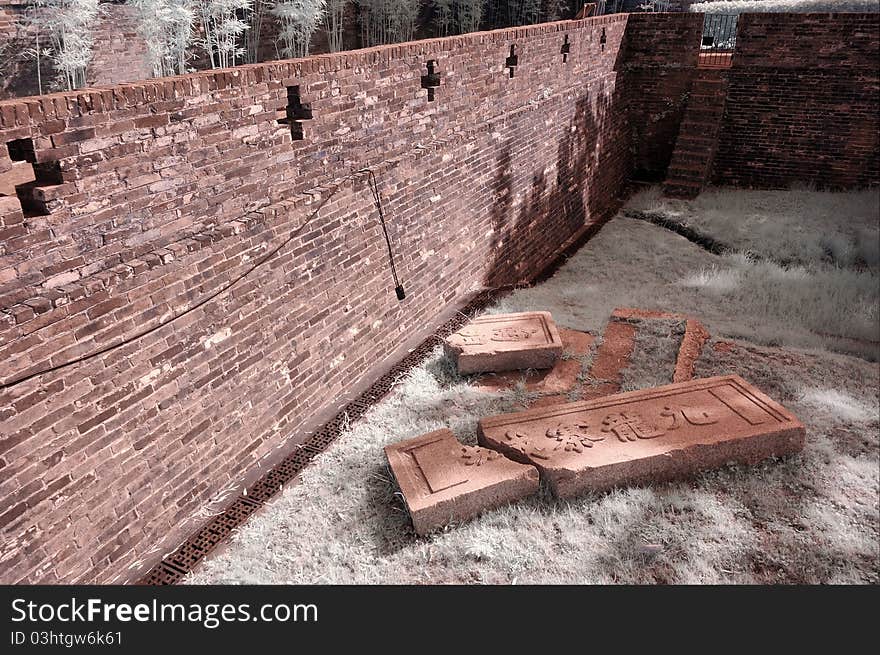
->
[[699, 14, 737, 68], [596, 1, 673, 13]]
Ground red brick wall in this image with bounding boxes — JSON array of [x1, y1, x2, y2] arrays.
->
[[0, 15, 633, 584], [622, 12, 702, 181], [1, 12, 877, 585], [712, 13, 880, 189], [87, 4, 153, 87]]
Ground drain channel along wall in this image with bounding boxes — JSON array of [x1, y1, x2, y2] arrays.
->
[[0, 15, 648, 584]]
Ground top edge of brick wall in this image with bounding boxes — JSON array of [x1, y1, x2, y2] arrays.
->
[[0, 15, 630, 129], [737, 12, 880, 17], [734, 12, 880, 70]]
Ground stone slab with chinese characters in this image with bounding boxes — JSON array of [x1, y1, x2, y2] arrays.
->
[[478, 375, 806, 498], [385, 429, 540, 535], [444, 311, 564, 375]]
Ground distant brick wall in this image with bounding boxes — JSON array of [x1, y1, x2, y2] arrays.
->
[[0, 15, 634, 584], [712, 13, 880, 189], [87, 4, 152, 87], [622, 11, 702, 181], [0, 2, 150, 100]]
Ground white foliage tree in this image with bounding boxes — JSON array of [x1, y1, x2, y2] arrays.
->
[[689, 0, 879, 13], [597, 0, 625, 14], [22, 1, 51, 94], [484, 0, 539, 27], [245, 0, 271, 63], [510, 0, 540, 25], [434, 0, 483, 37], [357, 0, 419, 46], [433, 0, 453, 37], [324, 0, 347, 52], [638, 1, 671, 10], [195, 0, 252, 69], [28, 0, 102, 91], [272, 0, 327, 59], [455, 0, 483, 34], [130, 0, 195, 77]]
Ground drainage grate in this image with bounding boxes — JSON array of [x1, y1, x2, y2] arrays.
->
[[137, 288, 504, 585], [137, 212, 616, 585]]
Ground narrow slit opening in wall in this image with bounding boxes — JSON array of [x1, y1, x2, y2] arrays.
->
[[600, 28, 607, 51], [505, 45, 518, 78], [561, 35, 571, 63]]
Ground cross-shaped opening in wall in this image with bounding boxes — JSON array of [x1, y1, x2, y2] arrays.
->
[[277, 86, 313, 141], [505, 45, 519, 78], [561, 35, 571, 63], [421, 60, 441, 102]]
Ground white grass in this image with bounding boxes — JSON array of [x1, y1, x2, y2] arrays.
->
[[185, 189, 879, 585], [797, 388, 879, 423], [628, 186, 880, 270], [620, 318, 684, 391], [626, 187, 880, 357], [679, 254, 878, 344], [689, 0, 880, 14]]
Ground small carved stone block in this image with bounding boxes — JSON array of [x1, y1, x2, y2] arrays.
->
[[444, 311, 564, 375], [478, 375, 806, 498], [385, 429, 540, 535]]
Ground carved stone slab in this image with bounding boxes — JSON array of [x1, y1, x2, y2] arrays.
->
[[444, 311, 564, 374], [478, 375, 806, 498], [385, 429, 540, 535], [476, 328, 594, 395]]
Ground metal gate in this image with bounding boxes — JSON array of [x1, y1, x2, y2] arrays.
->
[[700, 14, 737, 68]]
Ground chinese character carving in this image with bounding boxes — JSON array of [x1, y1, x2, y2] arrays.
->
[[545, 422, 604, 453], [459, 446, 502, 467], [490, 326, 538, 342], [601, 412, 665, 442], [503, 430, 550, 460], [660, 405, 719, 430], [456, 330, 486, 346]]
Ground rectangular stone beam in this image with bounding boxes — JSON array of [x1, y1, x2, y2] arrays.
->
[[444, 311, 563, 375], [385, 429, 540, 535], [478, 375, 805, 498]]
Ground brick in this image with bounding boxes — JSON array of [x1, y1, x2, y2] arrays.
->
[[9, 305, 35, 324], [478, 375, 806, 498], [50, 127, 97, 147], [86, 296, 127, 319], [444, 311, 564, 374], [587, 319, 636, 389], [44, 271, 81, 289], [385, 429, 539, 535], [24, 297, 52, 314]]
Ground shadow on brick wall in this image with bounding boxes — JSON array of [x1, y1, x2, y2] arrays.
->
[[484, 86, 617, 288]]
